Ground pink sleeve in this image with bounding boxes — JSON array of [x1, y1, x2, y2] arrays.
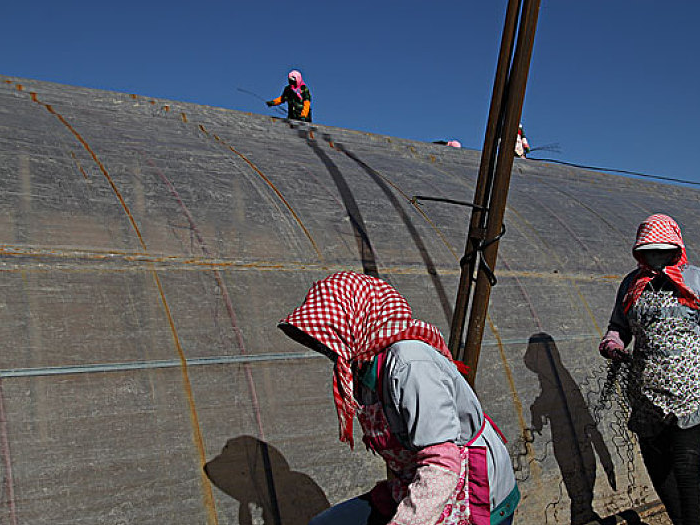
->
[[389, 465, 459, 525], [415, 442, 461, 475], [369, 442, 461, 518], [386, 443, 461, 525]]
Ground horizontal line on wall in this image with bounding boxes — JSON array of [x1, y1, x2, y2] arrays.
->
[[0, 333, 600, 379]]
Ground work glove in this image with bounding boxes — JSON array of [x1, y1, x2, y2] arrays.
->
[[265, 100, 275, 107], [599, 331, 630, 362]]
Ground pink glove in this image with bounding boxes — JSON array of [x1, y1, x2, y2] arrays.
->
[[599, 331, 630, 362]]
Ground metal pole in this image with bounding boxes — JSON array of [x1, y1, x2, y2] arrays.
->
[[462, 0, 541, 387], [448, 0, 522, 360]]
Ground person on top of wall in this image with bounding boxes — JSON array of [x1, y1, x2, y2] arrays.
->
[[600, 213, 700, 525], [514, 123, 530, 158], [266, 69, 312, 122], [432, 140, 462, 148], [278, 271, 519, 525]]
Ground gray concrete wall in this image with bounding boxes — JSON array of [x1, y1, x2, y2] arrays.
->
[[1, 75, 696, 524]]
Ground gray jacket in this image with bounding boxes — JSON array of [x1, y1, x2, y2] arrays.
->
[[379, 340, 516, 510]]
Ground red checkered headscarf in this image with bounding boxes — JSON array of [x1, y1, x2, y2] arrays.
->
[[278, 271, 459, 447], [623, 214, 700, 313]]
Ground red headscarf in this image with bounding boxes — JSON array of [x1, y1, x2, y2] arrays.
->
[[623, 214, 700, 313], [278, 271, 462, 447]]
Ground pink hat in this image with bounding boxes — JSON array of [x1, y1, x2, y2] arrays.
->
[[288, 70, 304, 87], [446, 140, 461, 148], [287, 70, 306, 100]]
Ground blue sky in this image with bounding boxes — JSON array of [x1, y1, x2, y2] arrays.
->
[[4, 1, 700, 185]]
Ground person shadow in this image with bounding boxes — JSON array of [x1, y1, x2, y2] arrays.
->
[[204, 435, 330, 525], [524, 333, 619, 525]]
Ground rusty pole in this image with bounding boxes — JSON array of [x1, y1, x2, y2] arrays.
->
[[461, 0, 541, 387], [448, 0, 522, 361]]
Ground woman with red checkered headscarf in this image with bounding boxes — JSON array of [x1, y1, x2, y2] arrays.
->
[[279, 272, 518, 525], [600, 214, 700, 525]]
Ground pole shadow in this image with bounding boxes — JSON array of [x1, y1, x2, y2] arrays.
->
[[304, 133, 379, 278], [524, 333, 617, 525], [300, 124, 453, 323], [204, 435, 330, 525], [331, 141, 453, 323]]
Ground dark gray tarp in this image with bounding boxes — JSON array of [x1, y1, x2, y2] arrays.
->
[[1, 75, 693, 524]]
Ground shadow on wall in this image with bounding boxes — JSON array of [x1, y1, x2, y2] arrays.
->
[[296, 120, 454, 324], [524, 333, 617, 525], [204, 435, 330, 525]]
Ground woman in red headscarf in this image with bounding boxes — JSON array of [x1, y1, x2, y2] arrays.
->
[[266, 69, 312, 122], [600, 214, 700, 525], [279, 271, 519, 525]]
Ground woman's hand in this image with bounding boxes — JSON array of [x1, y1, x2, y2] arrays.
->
[[599, 331, 630, 362]]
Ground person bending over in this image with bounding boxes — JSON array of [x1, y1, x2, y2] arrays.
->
[[279, 271, 519, 525]]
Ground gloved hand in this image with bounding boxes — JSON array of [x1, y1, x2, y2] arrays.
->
[[599, 331, 630, 362], [265, 100, 275, 107]]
